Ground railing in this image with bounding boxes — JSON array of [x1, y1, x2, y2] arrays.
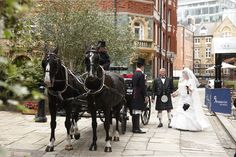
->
[[135, 40, 153, 48]]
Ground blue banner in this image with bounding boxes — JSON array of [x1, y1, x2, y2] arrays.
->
[[205, 87, 211, 108], [205, 87, 232, 114]]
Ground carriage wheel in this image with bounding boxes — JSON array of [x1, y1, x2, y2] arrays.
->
[[141, 96, 151, 125], [120, 105, 127, 134]]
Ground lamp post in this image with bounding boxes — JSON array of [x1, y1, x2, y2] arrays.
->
[[35, 83, 47, 122], [214, 53, 222, 88], [167, 51, 175, 77]]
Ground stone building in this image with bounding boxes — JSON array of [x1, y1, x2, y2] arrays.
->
[[212, 16, 236, 79], [193, 22, 219, 78]]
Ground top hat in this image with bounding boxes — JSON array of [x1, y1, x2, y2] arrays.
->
[[137, 57, 145, 66], [98, 40, 106, 48]]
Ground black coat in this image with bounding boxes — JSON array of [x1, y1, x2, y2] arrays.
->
[[153, 77, 174, 111], [131, 70, 147, 110], [99, 52, 110, 70]]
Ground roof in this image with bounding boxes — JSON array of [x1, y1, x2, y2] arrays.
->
[[194, 22, 220, 36]]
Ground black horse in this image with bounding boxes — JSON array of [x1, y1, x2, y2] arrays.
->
[[42, 48, 85, 152], [84, 47, 126, 152]]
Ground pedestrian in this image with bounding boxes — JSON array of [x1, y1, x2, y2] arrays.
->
[[170, 68, 209, 131], [97, 40, 110, 70], [153, 68, 174, 128], [131, 57, 149, 134]]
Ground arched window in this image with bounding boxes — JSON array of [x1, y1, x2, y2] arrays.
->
[[134, 22, 144, 40], [221, 26, 232, 38]]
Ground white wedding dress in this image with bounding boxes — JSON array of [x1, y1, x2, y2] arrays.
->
[[170, 69, 209, 131]]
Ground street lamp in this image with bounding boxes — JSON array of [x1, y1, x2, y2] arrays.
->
[[167, 51, 175, 77], [167, 51, 175, 62]]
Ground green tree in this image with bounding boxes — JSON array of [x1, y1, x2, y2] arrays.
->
[[35, 0, 135, 72], [0, 0, 43, 104]]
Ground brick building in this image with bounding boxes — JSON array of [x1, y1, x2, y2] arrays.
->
[[173, 25, 193, 77], [99, 0, 178, 78], [99, 0, 155, 78], [153, 0, 177, 77]]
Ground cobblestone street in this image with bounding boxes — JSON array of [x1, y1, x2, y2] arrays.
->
[[0, 89, 233, 157]]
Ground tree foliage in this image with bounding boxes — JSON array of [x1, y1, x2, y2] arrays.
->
[[0, 0, 43, 104], [36, 0, 135, 72]]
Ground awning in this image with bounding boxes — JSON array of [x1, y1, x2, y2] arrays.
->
[[212, 37, 236, 54], [206, 62, 236, 71]]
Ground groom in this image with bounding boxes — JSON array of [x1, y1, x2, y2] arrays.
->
[[153, 68, 174, 128]]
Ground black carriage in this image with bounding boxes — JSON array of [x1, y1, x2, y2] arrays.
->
[[56, 66, 151, 135], [109, 66, 152, 134]]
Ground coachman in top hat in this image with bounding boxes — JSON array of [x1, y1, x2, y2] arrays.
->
[[131, 57, 148, 133], [97, 40, 110, 70]]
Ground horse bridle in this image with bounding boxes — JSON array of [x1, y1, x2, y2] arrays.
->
[[47, 64, 69, 100]]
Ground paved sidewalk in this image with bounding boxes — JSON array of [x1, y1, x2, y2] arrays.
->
[[0, 88, 230, 157]]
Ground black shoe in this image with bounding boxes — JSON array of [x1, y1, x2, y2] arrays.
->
[[133, 129, 146, 134], [157, 123, 163, 128], [168, 123, 172, 128]]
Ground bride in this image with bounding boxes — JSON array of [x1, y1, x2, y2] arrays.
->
[[170, 68, 209, 131]]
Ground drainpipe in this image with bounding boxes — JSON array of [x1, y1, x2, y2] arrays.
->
[[165, 0, 168, 75], [159, 0, 163, 70], [114, 0, 117, 27]]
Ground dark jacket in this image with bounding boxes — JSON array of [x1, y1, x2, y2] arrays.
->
[[131, 70, 147, 110], [153, 77, 174, 111], [99, 52, 110, 70]]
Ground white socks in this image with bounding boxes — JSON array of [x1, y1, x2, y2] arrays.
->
[[167, 112, 172, 123]]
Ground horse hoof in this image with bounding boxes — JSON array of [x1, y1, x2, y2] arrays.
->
[[65, 145, 73, 151], [104, 147, 112, 152], [74, 133, 80, 140], [113, 136, 119, 141], [45, 146, 54, 152], [89, 144, 97, 151]]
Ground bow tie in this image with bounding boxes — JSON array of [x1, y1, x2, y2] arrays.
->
[[161, 77, 166, 79]]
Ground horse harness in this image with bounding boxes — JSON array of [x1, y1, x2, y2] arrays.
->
[[47, 64, 87, 101], [84, 66, 124, 98], [47, 64, 124, 101]]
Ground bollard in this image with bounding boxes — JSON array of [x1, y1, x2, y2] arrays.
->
[[35, 84, 47, 122]]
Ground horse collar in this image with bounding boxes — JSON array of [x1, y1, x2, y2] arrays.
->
[[84, 65, 106, 95]]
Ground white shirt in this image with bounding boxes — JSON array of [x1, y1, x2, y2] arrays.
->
[[161, 78, 165, 84]]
